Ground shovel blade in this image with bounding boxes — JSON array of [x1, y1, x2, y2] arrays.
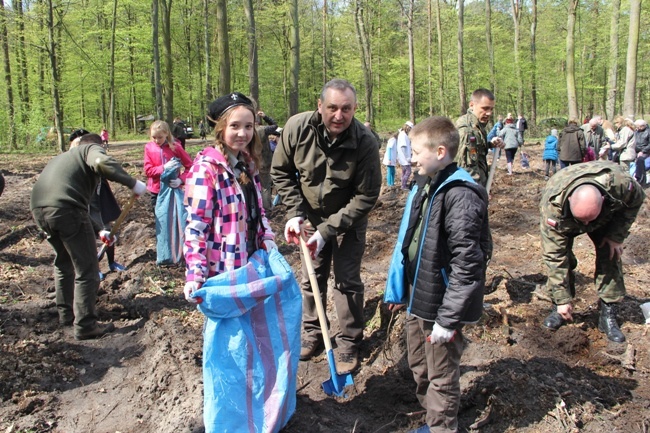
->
[[321, 349, 354, 397]]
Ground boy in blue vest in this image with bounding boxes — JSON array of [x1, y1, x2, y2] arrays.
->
[[389, 116, 491, 433]]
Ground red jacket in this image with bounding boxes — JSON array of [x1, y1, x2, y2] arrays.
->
[[143, 140, 193, 194]]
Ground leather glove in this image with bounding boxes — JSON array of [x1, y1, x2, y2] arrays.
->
[[306, 230, 325, 259], [184, 281, 202, 304], [132, 180, 147, 196], [284, 217, 304, 245], [169, 178, 182, 188], [262, 239, 278, 251], [428, 323, 456, 344], [99, 230, 117, 247], [163, 159, 178, 170]]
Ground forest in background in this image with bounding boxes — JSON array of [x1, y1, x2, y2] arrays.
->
[[0, 0, 648, 151]]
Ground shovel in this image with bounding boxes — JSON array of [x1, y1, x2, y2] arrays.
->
[[299, 235, 354, 397], [485, 145, 499, 195], [97, 193, 137, 261]]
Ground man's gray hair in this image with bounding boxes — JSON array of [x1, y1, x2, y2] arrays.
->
[[320, 79, 357, 102]]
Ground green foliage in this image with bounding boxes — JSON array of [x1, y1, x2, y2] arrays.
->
[[0, 0, 649, 151]]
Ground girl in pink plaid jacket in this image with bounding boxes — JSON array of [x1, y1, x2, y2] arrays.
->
[[183, 93, 277, 302]]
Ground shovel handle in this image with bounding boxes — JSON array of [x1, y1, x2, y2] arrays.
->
[[299, 236, 333, 353], [485, 146, 498, 195], [97, 193, 137, 261]]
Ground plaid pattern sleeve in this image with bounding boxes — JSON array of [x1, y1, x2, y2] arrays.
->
[[184, 161, 217, 283], [184, 155, 251, 282]]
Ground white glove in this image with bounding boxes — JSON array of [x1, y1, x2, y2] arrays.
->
[[163, 159, 177, 170], [184, 281, 202, 304], [429, 323, 456, 344], [169, 178, 182, 188], [307, 230, 325, 259], [132, 180, 147, 196], [99, 230, 116, 246], [262, 239, 278, 251], [284, 217, 304, 245]]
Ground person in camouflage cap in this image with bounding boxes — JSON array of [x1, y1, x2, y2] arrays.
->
[[539, 160, 645, 343], [455, 89, 504, 187]]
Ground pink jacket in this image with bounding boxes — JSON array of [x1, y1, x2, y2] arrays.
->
[[100, 130, 109, 141], [183, 146, 274, 283], [143, 140, 193, 194]]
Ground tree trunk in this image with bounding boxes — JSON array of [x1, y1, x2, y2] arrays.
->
[[96, 12, 107, 127], [512, 0, 523, 115], [183, 0, 193, 123], [14, 0, 29, 115], [584, 3, 599, 119], [243, 0, 258, 103], [407, 0, 415, 122], [566, 0, 579, 121], [127, 6, 137, 132], [79, 68, 86, 125], [160, 0, 174, 123], [622, 0, 640, 118], [289, 0, 299, 115], [530, 0, 537, 125], [203, 0, 212, 104], [46, 0, 64, 152], [108, 0, 118, 138], [354, 0, 373, 123], [322, 0, 327, 84], [37, 0, 46, 117], [0, 0, 16, 150], [605, 0, 620, 120], [216, 0, 230, 95], [457, 0, 466, 115], [435, 0, 445, 115], [427, 0, 433, 116], [152, 0, 163, 119], [485, 0, 495, 94]]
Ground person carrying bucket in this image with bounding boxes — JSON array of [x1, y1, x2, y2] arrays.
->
[[385, 117, 491, 433]]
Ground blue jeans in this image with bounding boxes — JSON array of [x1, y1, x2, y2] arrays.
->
[[386, 165, 396, 186]]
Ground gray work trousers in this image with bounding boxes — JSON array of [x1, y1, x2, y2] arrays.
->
[[300, 224, 366, 354], [406, 314, 464, 433], [32, 207, 101, 333]]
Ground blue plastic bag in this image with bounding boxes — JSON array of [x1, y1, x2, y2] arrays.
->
[[155, 159, 187, 265], [384, 184, 419, 304], [193, 249, 302, 433]]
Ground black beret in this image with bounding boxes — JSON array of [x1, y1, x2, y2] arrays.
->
[[206, 92, 254, 127]]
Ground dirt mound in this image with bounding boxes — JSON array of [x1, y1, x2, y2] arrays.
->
[[1, 143, 649, 432]]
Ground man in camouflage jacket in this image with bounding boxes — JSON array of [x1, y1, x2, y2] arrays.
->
[[455, 89, 504, 187], [540, 161, 645, 342]]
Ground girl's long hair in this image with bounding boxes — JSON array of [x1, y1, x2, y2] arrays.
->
[[212, 106, 262, 185], [150, 120, 176, 151]]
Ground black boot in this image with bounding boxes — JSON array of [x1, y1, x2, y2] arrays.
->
[[598, 301, 626, 343], [543, 310, 566, 331]]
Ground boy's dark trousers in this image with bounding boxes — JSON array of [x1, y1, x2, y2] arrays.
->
[[406, 314, 463, 433]]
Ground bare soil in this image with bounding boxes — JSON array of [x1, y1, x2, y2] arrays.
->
[[1, 141, 649, 433]]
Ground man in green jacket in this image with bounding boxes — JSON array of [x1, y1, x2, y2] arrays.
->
[[455, 88, 504, 187], [31, 133, 147, 340], [540, 161, 645, 343], [271, 79, 382, 374]]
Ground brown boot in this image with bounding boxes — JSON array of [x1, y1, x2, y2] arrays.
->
[[299, 338, 323, 361], [336, 351, 359, 374], [75, 322, 115, 341]]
